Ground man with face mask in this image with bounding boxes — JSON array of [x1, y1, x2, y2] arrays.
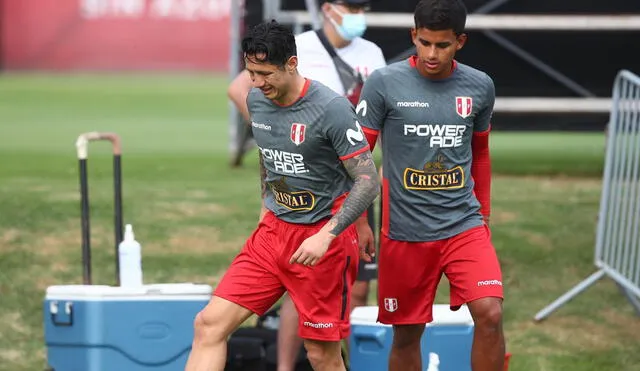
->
[[229, 0, 385, 122], [293, 0, 386, 106], [227, 2, 385, 371]]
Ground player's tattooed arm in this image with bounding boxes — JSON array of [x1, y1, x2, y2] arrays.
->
[[327, 151, 380, 236]]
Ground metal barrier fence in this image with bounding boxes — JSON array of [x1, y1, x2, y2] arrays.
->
[[535, 70, 640, 321]]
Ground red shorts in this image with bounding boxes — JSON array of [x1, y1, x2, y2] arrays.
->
[[377, 224, 503, 324], [215, 212, 359, 341]]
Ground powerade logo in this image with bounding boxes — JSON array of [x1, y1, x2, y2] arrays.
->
[[403, 124, 466, 148]]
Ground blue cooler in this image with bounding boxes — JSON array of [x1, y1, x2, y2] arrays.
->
[[44, 283, 212, 371], [349, 305, 474, 371]]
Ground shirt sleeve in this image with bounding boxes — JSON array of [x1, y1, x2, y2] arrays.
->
[[356, 69, 387, 132], [323, 96, 371, 161], [474, 75, 496, 132]]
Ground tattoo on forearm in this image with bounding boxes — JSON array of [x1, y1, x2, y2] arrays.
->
[[259, 152, 267, 199], [328, 151, 380, 236]]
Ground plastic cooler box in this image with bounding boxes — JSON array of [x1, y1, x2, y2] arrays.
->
[[349, 305, 474, 371], [43, 283, 212, 371]]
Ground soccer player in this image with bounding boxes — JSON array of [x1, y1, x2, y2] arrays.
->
[[356, 1, 505, 371], [227, 1, 385, 369], [185, 20, 380, 371]]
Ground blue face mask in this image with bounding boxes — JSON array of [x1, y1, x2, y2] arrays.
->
[[329, 5, 367, 41]]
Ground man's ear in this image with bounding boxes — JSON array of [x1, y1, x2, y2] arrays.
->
[[286, 56, 298, 73], [456, 33, 468, 51]]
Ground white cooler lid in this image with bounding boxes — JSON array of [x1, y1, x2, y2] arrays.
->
[[351, 304, 473, 326], [45, 283, 212, 301]]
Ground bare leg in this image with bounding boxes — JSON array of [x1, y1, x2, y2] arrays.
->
[[351, 281, 369, 308], [389, 324, 425, 371], [304, 339, 346, 371], [277, 294, 304, 371], [185, 296, 254, 371], [467, 297, 505, 371]]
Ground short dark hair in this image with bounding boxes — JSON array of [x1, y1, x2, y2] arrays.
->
[[241, 20, 296, 67], [414, 0, 467, 35]]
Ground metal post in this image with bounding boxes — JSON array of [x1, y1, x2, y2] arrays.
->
[[78, 157, 92, 285], [229, 0, 242, 156], [535, 70, 640, 321], [481, 31, 595, 98], [534, 270, 606, 321], [75, 132, 123, 286], [112, 151, 123, 286]]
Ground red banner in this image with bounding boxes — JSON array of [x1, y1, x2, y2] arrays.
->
[[1, 0, 231, 71]]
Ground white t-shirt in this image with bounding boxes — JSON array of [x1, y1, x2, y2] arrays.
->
[[295, 30, 387, 96]]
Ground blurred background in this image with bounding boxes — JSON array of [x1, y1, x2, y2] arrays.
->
[[1, 1, 640, 371]]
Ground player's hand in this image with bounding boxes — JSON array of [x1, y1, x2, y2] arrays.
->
[[290, 231, 334, 266], [355, 217, 375, 263]]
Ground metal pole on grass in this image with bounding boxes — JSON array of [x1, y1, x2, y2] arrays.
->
[[75, 132, 123, 286], [77, 151, 92, 285], [228, 0, 243, 166]]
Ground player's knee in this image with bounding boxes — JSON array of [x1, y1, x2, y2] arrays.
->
[[470, 297, 503, 333], [303, 340, 342, 368], [392, 324, 424, 349], [192, 309, 228, 346]]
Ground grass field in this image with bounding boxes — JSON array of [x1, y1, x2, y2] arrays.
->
[[1, 74, 639, 371]]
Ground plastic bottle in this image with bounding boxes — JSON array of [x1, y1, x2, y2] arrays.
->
[[118, 224, 143, 287], [425, 352, 440, 371]]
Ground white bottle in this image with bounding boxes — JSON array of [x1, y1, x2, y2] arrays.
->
[[118, 224, 143, 287], [426, 352, 440, 371]]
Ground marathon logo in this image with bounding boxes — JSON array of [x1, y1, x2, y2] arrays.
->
[[303, 321, 334, 329], [397, 101, 430, 108], [403, 166, 464, 190], [251, 121, 272, 131], [271, 188, 315, 211], [477, 280, 502, 287]]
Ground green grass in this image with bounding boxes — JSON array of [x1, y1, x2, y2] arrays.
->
[[0, 73, 637, 371], [491, 132, 606, 176]]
